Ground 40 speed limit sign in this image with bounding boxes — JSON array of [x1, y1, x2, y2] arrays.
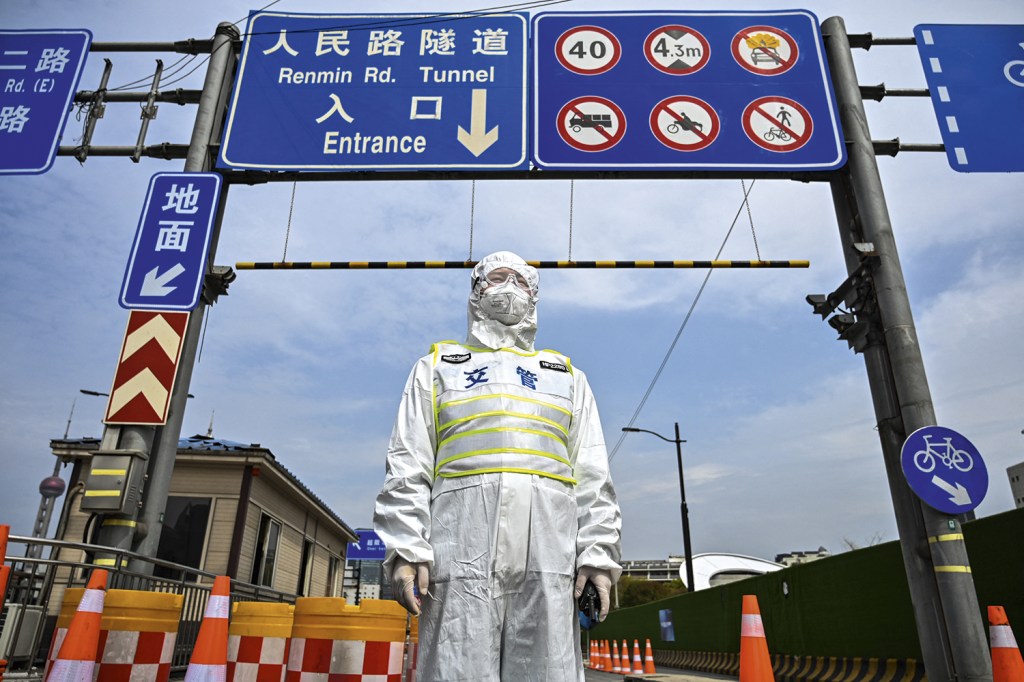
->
[[555, 25, 621, 75]]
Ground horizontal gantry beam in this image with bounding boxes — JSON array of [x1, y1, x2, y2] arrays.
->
[[235, 260, 810, 270]]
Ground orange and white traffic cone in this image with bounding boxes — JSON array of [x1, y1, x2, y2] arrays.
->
[[1, 524, 9, 614], [602, 640, 611, 672], [46, 568, 108, 682], [633, 639, 644, 674], [644, 638, 657, 674], [989, 606, 1024, 682], [739, 595, 775, 682], [622, 641, 630, 672], [185, 576, 231, 682], [612, 639, 621, 673]]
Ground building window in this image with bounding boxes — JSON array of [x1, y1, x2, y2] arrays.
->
[[327, 555, 341, 597], [251, 513, 281, 587], [298, 539, 315, 596], [155, 496, 211, 578]]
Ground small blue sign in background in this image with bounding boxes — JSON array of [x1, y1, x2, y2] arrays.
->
[[220, 12, 528, 171], [119, 173, 221, 311], [532, 10, 845, 171], [901, 425, 988, 514], [347, 529, 387, 561], [915, 24, 1024, 173], [0, 29, 92, 175]]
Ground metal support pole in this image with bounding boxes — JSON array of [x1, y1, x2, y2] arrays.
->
[[128, 22, 239, 573], [822, 17, 991, 682], [674, 422, 695, 592]]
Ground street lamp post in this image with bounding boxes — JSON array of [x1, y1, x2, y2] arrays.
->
[[622, 422, 695, 592]]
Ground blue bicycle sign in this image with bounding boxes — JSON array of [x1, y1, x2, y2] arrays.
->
[[901, 426, 987, 514]]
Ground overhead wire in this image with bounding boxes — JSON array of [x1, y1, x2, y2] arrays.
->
[[608, 180, 758, 462], [151, 0, 574, 90]]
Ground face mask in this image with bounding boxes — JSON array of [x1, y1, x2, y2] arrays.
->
[[478, 279, 533, 326]]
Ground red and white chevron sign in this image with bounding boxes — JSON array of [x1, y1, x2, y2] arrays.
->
[[104, 310, 190, 425]]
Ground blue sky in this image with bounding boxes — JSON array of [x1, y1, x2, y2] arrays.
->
[[2, 0, 1022, 569]]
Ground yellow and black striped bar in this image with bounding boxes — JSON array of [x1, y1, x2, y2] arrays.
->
[[235, 259, 810, 270]]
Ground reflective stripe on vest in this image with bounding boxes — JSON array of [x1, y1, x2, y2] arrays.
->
[[432, 344, 576, 484]]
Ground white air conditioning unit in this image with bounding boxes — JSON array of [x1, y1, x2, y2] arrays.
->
[[0, 604, 45, 659]]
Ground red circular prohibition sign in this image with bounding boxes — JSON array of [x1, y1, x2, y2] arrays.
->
[[557, 96, 627, 152], [649, 96, 720, 151], [742, 96, 813, 152], [555, 25, 622, 75]]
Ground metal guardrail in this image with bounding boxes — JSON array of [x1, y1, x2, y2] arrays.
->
[[1, 535, 298, 678]]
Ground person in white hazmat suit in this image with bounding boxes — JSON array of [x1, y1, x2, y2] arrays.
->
[[373, 251, 622, 682]]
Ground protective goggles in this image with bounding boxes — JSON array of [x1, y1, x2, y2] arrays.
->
[[479, 267, 534, 294]]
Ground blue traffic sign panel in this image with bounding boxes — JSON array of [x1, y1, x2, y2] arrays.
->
[[915, 24, 1024, 173], [901, 426, 988, 514], [119, 173, 222, 311], [532, 11, 845, 171], [0, 29, 91, 175], [347, 529, 387, 561], [219, 12, 528, 171]]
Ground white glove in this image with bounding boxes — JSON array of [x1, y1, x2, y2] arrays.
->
[[574, 566, 613, 622], [391, 557, 430, 616]]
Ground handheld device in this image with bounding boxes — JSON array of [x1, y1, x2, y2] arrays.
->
[[577, 580, 601, 630]]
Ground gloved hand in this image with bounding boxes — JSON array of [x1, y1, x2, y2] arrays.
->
[[574, 566, 613, 622], [391, 557, 430, 616]]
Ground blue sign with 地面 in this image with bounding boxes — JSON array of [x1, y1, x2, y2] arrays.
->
[[0, 29, 92, 175], [219, 12, 528, 171], [119, 173, 222, 311], [532, 10, 845, 171], [914, 24, 1024, 173], [901, 426, 988, 514], [347, 529, 387, 561]]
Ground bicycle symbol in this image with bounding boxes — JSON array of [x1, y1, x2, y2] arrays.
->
[[763, 126, 791, 142], [913, 435, 974, 473], [1004, 42, 1024, 87]]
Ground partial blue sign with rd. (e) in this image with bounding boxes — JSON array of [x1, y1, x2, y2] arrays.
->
[[119, 173, 222, 312], [901, 425, 988, 515], [0, 29, 92, 175], [219, 12, 528, 171]]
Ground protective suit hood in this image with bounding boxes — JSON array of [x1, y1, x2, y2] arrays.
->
[[467, 251, 539, 351]]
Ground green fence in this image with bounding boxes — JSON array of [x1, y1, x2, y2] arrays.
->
[[596, 507, 1023, 661]]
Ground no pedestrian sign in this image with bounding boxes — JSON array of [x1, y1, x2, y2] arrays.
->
[[533, 10, 845, 171], [219, 12, 528, 171]]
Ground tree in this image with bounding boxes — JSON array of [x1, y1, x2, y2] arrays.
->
[[617, 576, 687, 608]]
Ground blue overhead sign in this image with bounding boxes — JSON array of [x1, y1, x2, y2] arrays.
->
[[914, 24, 1024, 173], [119, 173, 221, 311], [901, 426, 988, 515], [532, 11, 845, 171], [0, 29, 91, 175], [347, 529, 387, 561], [219, 12, 528, 171]]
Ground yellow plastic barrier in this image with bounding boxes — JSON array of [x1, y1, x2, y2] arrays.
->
[[48, 588, 183, 682], [228, 601, 294, 680], [287, 598, 408, 678]]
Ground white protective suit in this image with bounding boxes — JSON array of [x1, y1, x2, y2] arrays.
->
[[374, 252, 622, 682]]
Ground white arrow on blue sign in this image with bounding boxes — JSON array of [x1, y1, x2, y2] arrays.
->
[[347, 529, 387, 561], [119, 173, 222, 311], [219, 12, 528, 171], [900, 425, 988, 514]]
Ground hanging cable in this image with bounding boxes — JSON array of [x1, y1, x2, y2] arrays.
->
[[742, 178, 762, 261], [609, 180, 757, 462], [567, 180, 575, 262], [282, 181, 297, 261], [468, 179, 476, 261]]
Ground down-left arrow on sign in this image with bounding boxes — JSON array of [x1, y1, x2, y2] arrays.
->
[[141, 263, 186, 297]]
